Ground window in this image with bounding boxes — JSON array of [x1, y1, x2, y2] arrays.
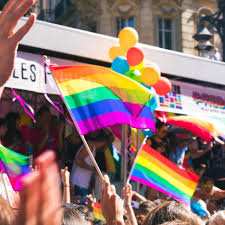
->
[[116, 17, 135, 36], [157, 18, 175, 50]]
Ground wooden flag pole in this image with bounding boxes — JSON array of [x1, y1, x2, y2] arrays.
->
[[126, 137, 147, 185], [42, 56, 104, 183]]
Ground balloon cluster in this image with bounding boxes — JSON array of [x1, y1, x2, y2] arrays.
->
[[109, 27, 172, 96]]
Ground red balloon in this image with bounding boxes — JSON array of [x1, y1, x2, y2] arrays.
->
[[127, 47, 144, 66], [152, 77, 172, 96]]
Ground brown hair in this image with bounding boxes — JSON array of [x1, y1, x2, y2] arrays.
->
[[141, 201, 202, 225]]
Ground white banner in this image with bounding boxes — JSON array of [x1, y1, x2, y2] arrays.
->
[[5, 52, 81, 95], [157, 80, 225, 119], [5, 52, 225, 119]]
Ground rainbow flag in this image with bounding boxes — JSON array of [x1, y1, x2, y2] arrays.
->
[[130, 144, 199, 205], [0, 144, 31, 191], [49, 64, 156, 134], [93, 202, 105, 221]]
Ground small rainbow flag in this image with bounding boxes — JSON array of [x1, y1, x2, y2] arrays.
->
[[0, 144, 31, 191], [49, 64, 156, 135], [130, 144, 199, 205], [93, 202, 105, 221]]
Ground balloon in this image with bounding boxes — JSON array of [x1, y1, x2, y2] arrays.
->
[[152, 76, 172, 96], [130, 61, 144, 71], [125, 70, 141, 83], [141, 64, 161, 86], [109, 45, 125, 60], [127, 47, 144, 66], [112, 56, 130, 75], [118, 27, 139, 52]]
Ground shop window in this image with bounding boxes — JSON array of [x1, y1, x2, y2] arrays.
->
[[157, 17, 175, 50], [116, 17, 135, 35]]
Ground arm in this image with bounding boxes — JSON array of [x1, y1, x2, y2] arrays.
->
[[133, 191, 147, 203], [0, 0, 35, 96], [122, 184, 138, 225], [34, 127, 50, 155], [61, 167, 70, 204], [75, 144, 95, 171], [57, 120, 64, 152]]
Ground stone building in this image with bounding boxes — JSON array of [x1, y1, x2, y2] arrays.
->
[[0, 0, 221, 56]]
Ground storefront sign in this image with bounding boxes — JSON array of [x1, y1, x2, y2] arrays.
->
[[158, 80, 225, 118]]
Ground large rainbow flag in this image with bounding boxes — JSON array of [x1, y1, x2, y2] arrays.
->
[[49, 64, 157, 134], [0, 144, 31, 191], [130, 144, 199, 205]]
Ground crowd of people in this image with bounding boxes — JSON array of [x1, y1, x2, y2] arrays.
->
[[0, 0, 225, 224]]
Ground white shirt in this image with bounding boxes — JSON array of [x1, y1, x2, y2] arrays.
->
[[70, 145, 95, 189]]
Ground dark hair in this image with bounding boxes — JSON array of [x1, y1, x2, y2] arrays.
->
[[142, 201, 201, 225], [139, 201, 156, 215], [0, 118, 6, 127], [62, 205, 89, 225], [155, 120, 166, 130], [38, 106, 50, 116], [200, 176, 214, 185], [5, 112, 23, 145]]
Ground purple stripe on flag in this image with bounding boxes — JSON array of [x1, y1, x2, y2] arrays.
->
[[76, 112, 155, 135]]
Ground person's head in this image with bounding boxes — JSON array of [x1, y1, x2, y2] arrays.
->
[[38, 106, 51, 126], [155, 120, 168, 139], [207, 210, 225, 225], [159, 220, 189, 225], [135, 201, 156, 225], [142, 201, 201, 225], [0, 118, 7, 137], [62, 204, 90, 225], [6, 112, 20, 130], [138, 201, 156, 216], [200, 176, 214, 193]]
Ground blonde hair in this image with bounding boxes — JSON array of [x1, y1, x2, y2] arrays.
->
[[0, 196, 14, 225]]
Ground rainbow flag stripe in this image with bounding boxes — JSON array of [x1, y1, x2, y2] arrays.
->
[[93, 202, 105, 221], [50, 64, 156, 134], [130, 144, 199, 205], [0, 144, 31, 191]]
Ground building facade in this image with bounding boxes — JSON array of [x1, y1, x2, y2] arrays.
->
[[0, 0, 221, 56]]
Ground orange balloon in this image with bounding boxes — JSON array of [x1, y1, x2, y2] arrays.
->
[[153, 77, 172, 96], [109, 45, 125, 60], [118, 27, 139, 52], [141, 64, 161, 86]]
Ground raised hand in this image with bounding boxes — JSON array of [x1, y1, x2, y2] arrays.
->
[[122, 183, 133, 208], [101, 175, 124, 225], [16, 151, 62, 225], [0, 0, 36, 87]]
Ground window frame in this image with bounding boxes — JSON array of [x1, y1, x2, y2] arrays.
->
[[156, 17, 176, 50]]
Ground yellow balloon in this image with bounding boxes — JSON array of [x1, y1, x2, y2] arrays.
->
[[130, 61, 144, 71], [141, 64, 161, 86], [118, 27, 139, 52], [109, 45, 125, 60]]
